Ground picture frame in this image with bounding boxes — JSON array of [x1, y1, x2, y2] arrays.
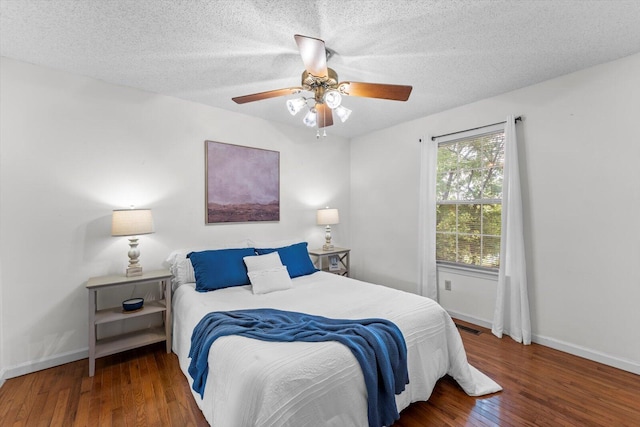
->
[[205, 141, 280, 224], [328, 255, 340, 271]]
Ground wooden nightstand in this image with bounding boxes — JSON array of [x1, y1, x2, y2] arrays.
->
[[86, 269, 173, 377], [308, 247, 350, 277]]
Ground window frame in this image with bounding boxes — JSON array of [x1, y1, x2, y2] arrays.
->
[[434, 123, 505, 272]]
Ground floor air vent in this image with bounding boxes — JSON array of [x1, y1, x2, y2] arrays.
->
[[455, 323, 482, 335]]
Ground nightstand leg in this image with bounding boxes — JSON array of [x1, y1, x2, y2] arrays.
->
[[164, 279, 172, 353], [88, 289, 96, 377]]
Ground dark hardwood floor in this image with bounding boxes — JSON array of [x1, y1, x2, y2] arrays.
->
[[1, 320, 638, 426]]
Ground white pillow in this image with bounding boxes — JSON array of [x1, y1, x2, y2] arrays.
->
[[248, 266, 293, 294], [243, 251, 283, 272], [174, 258, 196, 286]]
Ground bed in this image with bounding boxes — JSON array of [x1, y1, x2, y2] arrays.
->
[[169, 243, 501, 427]]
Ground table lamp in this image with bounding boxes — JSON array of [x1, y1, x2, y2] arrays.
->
[[111, 208, 154, 277], [317, 207, 339, 250]]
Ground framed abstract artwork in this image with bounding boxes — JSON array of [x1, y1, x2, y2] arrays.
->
[[205, 141, 280, 224]]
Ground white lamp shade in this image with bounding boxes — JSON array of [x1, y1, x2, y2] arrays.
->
[[317, 208, 339, 225], [111, 209, 154, 236], [323, 90, 342, 109], [334, 105, 352, 123], [303, 108, 317, 127], [286, 97, 307, 116]]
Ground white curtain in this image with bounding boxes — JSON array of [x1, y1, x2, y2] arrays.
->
[[491, 115, 532, 344], [418, 138, 438, 300]]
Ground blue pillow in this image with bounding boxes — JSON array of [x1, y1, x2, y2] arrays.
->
[[255, 242, 318, 278], [188, 248, 255, 292]]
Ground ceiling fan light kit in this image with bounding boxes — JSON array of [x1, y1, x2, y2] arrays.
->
[[286, 97, 307, 115], [323, 90, 342, 109], [232, 34, 412, 136], [334, 105, 352, 123], [303, 108, 317, 127]]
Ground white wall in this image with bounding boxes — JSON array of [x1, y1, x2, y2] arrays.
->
[[350, 53, 640, 373], [350, 122, 421, 293], [0, 247, 4, 386], [0, 57, 351, 377]]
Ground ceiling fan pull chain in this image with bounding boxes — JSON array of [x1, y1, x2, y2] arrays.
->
[[316, 129, 320, 139]]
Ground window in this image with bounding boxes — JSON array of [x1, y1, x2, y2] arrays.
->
[[436, 129, 505, 269]]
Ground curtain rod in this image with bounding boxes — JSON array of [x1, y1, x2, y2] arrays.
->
[[430, 116, 522, 141]]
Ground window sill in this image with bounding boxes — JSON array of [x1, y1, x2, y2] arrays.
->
[[437, 263, 499, 281]]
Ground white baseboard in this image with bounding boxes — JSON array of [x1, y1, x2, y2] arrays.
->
[[0, 368, 6, 389], [446, 309, 493, 330], [532, 334, 640, 375], [3, 348, 88, 381], [446, 309, 640, 376]]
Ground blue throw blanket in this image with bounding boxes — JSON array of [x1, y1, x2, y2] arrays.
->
[[188, 308, 409, 427]]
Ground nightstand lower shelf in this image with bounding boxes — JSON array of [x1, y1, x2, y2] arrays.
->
[[95, 300, 167, 324], [95, 327, 167, 359]]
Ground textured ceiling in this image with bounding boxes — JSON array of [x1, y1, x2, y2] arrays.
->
[[2, 0, 640, 138]]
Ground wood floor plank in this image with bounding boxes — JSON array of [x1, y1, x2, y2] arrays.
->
[[49, 387, 71, 427], [72, 376, 93, 427], [100, 363, 114, 427], [147, 351, 174, 426], [0, 370, 34, 425], [114, 355, 135, 426], [24, 390, 48, 427], [88, 370, 104, 427], [133, 367, 149, 426], [109, 358, 123, 419], [140, 352, 162, 427], [0, 321, 638, 426]]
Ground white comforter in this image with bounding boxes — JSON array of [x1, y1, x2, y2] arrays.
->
[[172, 272, 501, 427]]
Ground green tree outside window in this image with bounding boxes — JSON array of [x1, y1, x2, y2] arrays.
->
[[435, 130, 504, 269]]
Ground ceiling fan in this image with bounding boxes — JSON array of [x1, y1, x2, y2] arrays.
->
[[232, 34, 412, 131]]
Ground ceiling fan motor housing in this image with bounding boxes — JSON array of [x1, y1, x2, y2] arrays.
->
[[302, 68, 339, 103]]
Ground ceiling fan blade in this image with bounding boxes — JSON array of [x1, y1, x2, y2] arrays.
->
[[294, 34, 328, 78], [316, 103, 334, 128], [339, 82, 412, 101], [232, 87, 302, 104]]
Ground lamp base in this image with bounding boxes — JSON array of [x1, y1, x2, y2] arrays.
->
[[323, 224, 335, 252], [125, 236, 143, 277], [126, 266, 143, 277]]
